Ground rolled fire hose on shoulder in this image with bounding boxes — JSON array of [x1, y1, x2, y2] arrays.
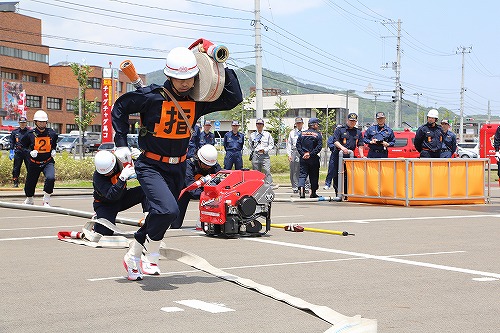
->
[[190, 51, 225, 102]]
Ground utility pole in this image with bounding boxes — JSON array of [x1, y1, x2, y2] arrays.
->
[[488, 100, 491, 122], [413, 93, 422, 128], [381, 19, 402, 128], [394, 19, 402, 128], [457, 45, 472, 143], [254, 0, 263, 119]]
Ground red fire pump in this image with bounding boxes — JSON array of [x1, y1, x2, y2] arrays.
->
[[197, 169, 274, 237]]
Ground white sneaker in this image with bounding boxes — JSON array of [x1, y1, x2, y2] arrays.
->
[[323, 185, 330, 190], [141, 237, 161, 275], [23, 197, 34, 205], [43, 193, 51, 207], [123, 240, 144, 281], [43, 202, 51, 207], [123, 253, 143, 281], [141, 255, 161, 275]]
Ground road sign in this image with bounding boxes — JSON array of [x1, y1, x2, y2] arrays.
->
[[214, 120, 221, 130]]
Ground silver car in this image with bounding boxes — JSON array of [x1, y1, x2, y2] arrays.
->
[[56, 136, 90, 153]]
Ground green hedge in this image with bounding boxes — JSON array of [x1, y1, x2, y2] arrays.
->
[[0, 151, 290, 186]]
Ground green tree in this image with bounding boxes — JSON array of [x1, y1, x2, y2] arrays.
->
[[69, 63, 97, 157], [227, 91, 255, 135], [267, 95, 291, 154], [314, 107, 336, 147]]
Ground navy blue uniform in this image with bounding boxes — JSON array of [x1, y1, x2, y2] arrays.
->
[[186, 124, 200, 158], [326, 125, 364, 195], [223, 130, 244, 170], [363, 124, 395, 158], [20, 128, 58, 197], [414, 123, 443, 158], [440, 130, 457, 158], [171, 157, 221, 229], [92, 168, 149, 236], [296, 127, 322, 193], [10, 126, 30, 184], [112, 68, 242, 244]]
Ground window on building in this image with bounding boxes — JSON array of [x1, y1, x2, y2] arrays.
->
[[47, 97, 62, 110], [90, 125, 102, 133], [1, 71, 18, 80], [22, 75, 37, 82], [94, 101, 101, 113], [0, 45, 48, 63], [87, 78, 101, 89], [66, 99, 75, 111], [51, 123, 62, 134], [26, 95, 42, 108], [66, 124, 78, 133]]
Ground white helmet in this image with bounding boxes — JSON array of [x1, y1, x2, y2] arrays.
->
[[163, 47, 199, 79], [94, 150, 116, 175], [33, 110, 48, 121], [197, 144, 218, 166], [427, 109, 439, 119]]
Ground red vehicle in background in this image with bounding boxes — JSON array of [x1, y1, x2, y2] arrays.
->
[[358, 128, 419, 158], [479, 123, 500, 165]]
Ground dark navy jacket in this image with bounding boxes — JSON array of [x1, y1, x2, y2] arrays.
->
[[331, 124, 364, 152], [441, 130, 457, 152], [223, 131, 244, 152], [92, 168, 127, 204], [112, 68, 242, 157], [185, 157, 221, 198], [363, 124, 395, 150], [10, 127, 30, 152], [414, 123, 443, 152], [20, 127, 58, 163], [296, 128, 323, 157]]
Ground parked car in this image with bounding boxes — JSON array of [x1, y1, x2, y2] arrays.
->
[[0, 134, 11, 150], [457, 146, 478, 158], [56, 136, 90, 153], [457, 142, 479, 157], [360, 128, 418, 158], [97, 142, 116, 152]]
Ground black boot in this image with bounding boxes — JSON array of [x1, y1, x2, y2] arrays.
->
[[310, 190, 318, 198], [298, 187, 305, 199], [13, 179, 19, 188]]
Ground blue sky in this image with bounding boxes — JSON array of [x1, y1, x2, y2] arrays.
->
[[11, 0, 500, 117]]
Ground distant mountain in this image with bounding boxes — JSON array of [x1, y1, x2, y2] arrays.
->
[[145, 66, 465, 127]]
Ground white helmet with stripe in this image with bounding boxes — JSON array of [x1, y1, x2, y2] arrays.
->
[[163, 47, 199, 79], [94, 150, 117, 175]]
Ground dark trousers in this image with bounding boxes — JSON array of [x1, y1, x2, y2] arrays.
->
[[368, 149, 388, 158], [12, 151, 29, 180], [420, 150, 440, 158], [93, 186, 149, 236], [24, 161, 55, 197], [440, 150, 452, 158], [330, 153, 350, 196], [298, 156, 319, 192], [133, 157, 186, 243], [224, 151, 243, 170]]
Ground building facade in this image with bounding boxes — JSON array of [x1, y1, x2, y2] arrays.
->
[[0, 7, 143, 134]]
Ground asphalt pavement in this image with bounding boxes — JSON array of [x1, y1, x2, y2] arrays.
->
[[1, 186, 499, 333]]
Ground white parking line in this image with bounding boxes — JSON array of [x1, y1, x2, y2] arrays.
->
[[87, 250, 465, 282], [0, 236, 57, 241], [297, 213, 500, 225], [0, 225, 83, 231], [247, 238, 500, 279]]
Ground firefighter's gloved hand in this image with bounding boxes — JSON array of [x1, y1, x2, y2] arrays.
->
[[30, 150, 38, 158], [495, 151, 500, 162], [130, 147, 141, 159], [115, 146, 132, 164], [119, 164, 136, 181], [51, 150, 56, 157]]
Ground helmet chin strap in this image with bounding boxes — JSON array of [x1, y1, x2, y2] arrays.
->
[[168, 77, 194, 97]]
